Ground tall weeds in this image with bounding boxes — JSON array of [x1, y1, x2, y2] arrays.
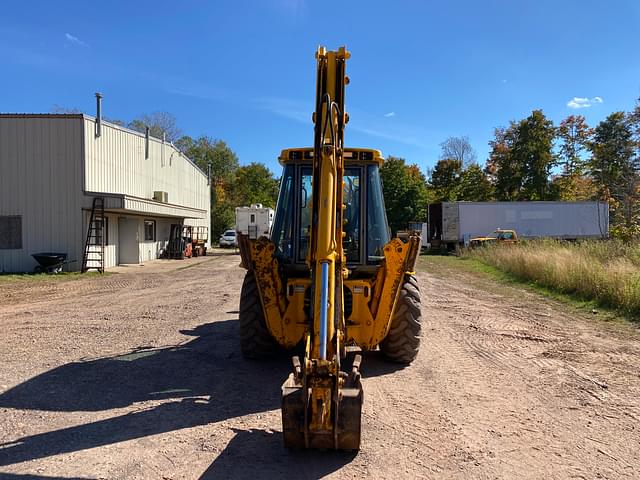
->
[[463, 239, 640, 317]]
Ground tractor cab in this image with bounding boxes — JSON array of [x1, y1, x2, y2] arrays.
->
[[271, 147, 390, 272]]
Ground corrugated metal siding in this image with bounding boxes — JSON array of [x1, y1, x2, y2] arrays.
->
[[457, 201, 610, 240], [83, 118, 209, 214], [0, 117, 84, 272], [92, 213, 182, 267]]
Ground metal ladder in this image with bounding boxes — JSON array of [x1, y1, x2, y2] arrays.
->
[[82, 197, 105, 273]]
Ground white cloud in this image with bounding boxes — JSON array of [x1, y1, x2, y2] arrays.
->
[[384, 112, 396, 117], [65, 33, 87, 47], [567, 96, 603, 109]]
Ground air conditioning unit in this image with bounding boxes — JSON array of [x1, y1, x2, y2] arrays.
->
[[153, 191, 168, 203]]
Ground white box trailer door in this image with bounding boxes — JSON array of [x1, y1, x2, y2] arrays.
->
[[442, 202, 460, 242]]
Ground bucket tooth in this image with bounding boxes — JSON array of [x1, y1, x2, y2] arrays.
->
[[281, 372, 306, 449]]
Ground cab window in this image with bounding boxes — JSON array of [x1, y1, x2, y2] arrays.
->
[[271, 165, 295, 259], [343, 168, 361, 262], [298, 168, 313, 261], [298, 167, 361, 263]]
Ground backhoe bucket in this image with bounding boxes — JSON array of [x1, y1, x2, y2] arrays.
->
[[281, 355, 363, 450]]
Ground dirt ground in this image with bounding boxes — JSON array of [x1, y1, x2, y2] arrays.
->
[[1, 252, 639, 479]]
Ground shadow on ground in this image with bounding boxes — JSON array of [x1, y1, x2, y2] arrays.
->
[[0, 319, 402, 473], [199, 428, 358, 479], [0, 320, 291, 467]]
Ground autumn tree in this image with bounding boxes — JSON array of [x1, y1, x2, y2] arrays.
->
[[553, 115, 593, 200], [487, 124, 520, 200], [589, 111, 640, 236], [558, 115, 591, 176]]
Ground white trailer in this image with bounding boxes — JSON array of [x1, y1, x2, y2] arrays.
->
[[408, 222, 429, 242], [427, 201, 609, 248], [235, 204, 274, 239]]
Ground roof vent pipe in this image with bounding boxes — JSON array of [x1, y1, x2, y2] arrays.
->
[[95, 92, 102, 137], [207, 163, 211, 186], [161, 132, 166, 166], [145, 126, 150, 159]]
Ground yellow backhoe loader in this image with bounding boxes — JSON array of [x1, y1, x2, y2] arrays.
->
[[237, 46, 422, 450]]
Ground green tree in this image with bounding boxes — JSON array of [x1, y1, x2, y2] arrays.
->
[[458, 164, 494, 201], [589, 111, 639, 233], [232, 162, 279, 208], [513, 110, 557, 200], [430, 158, 462, 201], [380, 156, 431, 234], [178, 136, 239, 181], [488, 112, 556, 200], [177, 136, 241, 239]]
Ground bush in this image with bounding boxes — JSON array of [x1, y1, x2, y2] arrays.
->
[[463, 239, 640, 316]]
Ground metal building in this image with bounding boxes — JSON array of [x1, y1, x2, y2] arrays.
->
[[0, 111, 210, 273]]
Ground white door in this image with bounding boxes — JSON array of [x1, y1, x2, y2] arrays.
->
[[118, 217, 139, 264]]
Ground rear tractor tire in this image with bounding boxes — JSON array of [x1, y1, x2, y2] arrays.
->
[[239, 271, 279, 358], [379, 274, 422, 364]]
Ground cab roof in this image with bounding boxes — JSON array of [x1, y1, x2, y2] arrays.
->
[[278, 147, 384, 166]]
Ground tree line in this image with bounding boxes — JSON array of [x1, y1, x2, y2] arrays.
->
[[382, 97, 640, 240], [53, 98, 640, 240]]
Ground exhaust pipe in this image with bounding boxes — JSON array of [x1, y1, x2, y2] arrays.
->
[[145, 126, 150, 159], [95, 92, 102, 137]]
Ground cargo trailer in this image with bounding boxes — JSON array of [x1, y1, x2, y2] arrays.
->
[[235, 204, 274, 239], [427, 201, 609, 248]]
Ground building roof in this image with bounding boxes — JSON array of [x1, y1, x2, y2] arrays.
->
[[0, 113, 84, 119], [0, 113, 207, 180]]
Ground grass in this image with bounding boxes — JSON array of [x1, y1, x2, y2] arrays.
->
[[457, 239, 640, 319], [419, 254, 608, 316]]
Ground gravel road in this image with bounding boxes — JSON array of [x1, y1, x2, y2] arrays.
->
[[1, 253, 639, 479]]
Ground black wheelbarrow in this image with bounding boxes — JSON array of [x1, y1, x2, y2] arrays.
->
[[31, 252, 68, 273]]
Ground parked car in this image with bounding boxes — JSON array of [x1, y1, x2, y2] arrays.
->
[[219, 229, 237, 247], [469, 229, 518, 247]]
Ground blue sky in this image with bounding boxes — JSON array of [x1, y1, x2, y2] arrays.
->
[[2, 0, 639, 174]]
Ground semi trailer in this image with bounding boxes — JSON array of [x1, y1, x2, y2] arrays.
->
[[427, 201, 609, 249]]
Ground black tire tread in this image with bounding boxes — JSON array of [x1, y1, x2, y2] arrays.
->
[[239, 271, 279, 358], [379, 275, 422, 363]]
